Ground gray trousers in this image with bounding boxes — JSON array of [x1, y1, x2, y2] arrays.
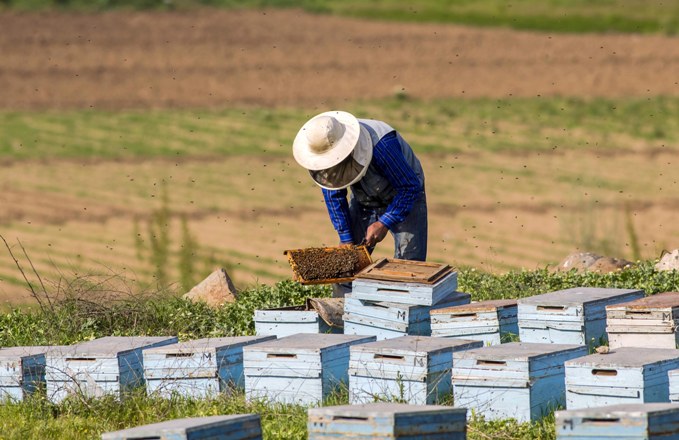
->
[[332, 192, 428, 297]]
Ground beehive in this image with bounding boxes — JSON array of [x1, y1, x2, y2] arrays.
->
[[46, 336, 177, 403], [307, 402, 467, 440], [101, 414, 262, 440], [348, 336, 482, 405], [243, 333, 375, 405], [518, 287, 645, 346], [254, 298, 343, 337], [430, 299, 518, 345], [343, 291, 471, 340], [555, 403, 679, 440], [606, 292, 679, 349], [143, 336, 275, 399], [669, 369, 679, 403], [0, 346, 53, 401], [565, 347, 679, 409], [352, 259, 458, 306], [452, 342, 588, 422]]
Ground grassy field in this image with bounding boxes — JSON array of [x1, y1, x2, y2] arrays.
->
[[2, 97, 679, 303], [2, 0, 678, 34]]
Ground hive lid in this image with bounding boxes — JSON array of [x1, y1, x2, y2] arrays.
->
[[564, 347, 679, 367], [519, 287, 644, 306], [355, 258, 453, 284], [431, 299, 517, 315], [308, 402, 465, 418], [243, 333, 374, 352], [556, 403, 679, 418], [102, 415, 259, 438], [454, 341, 586, 361], [606, 291, 679, 310], [0, 346, 55, 359], [351, 335, 482, 353], [144, 336, 275, 354]]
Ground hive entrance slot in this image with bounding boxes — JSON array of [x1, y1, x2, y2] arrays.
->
[[537, 305, 566, 312], [267, 353, 297, 359], [374, 354, 405, 361], [591, 369, 618, 376], [65, 358, 96, 362], [582, 418, 620, 424], [376, 288, 408, 294], [454, 313, 478, 318], [332, 416, 368, 422], [477, 360, 507, 366], [166, 353, 194, 358], [625, 310, 652, 315]]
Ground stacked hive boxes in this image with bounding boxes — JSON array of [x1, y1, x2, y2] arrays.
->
[[430, 299, 519, 344], [518, 287, 645, 346], [606, 292, 679, 349], [308, 403, 467, 440], [348, 336, 482, 405], [254, 298, 344, 337], [452, 342, 588, 422], [565, 347, 679, 409], [102, 415, 262, 440], [46, 336, 177, 402], [555, 403, 679, 440], [143, 336, 275, 399], [344, 259, 470, 339], [243, 333, 375, 405], [0, 346, 52, 401]]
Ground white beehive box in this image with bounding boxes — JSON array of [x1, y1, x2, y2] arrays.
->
[[430, 299, 518, 344], [518, 287, 645, 346], [555, 403, 679, 440], [243, 333, 375, 405], [565, 347, 679, 409], [348, 336, 482, 405], [606, 292, 679, 349], [46, 336, 177, 403], [351, 272, 458, 307], [254, 306, 340, 337], [143, 336, 275, 399], [343, 291, 471, 340], [307, 402, 467, 440], [452, 342, 588, 422], [0, 346, 53, 401], [101, 414, 262, 440]]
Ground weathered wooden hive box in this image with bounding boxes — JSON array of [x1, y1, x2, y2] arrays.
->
[[143, 335, 275, 399], [101, 414, 262, 440], [452, 342, 588, 422], [518, 287, 645, 346], [564, 347, 679, 409], [669, 370, 679, 403], [0, 346, 54, 401], [46, 336, 178, 403], [555, 403, 679, 440], [606, 292, 679, 349], [243, 333, 375, 405], [343, 291, 471, 340], [430, 299, 519, 345], [351, 259, 458, 306], [307, 402, 467, 440], [254, 298, 343, 337], [348, 335, 482, 405]]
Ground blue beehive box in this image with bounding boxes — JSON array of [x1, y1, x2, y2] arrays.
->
[[349, 335, 482, 405], [343, 291, 471, 340], [101, 414, 262, 440], [0, 346, 53, 401], [555, 403, 679, 440], [430, 299, 518, 345], [565, 347, 679, 409], [308, 402, 467, 439], [452, 342, 588, 422], [243, 333, 375, 405], [254, 298, 343, 337], [518, 287, 645, 346], [46, 336, 178, 403], [352, 260, 458, 306], [143, 336, 275, 399]]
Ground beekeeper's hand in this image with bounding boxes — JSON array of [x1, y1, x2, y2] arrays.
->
[[365, 221, 388, 247]]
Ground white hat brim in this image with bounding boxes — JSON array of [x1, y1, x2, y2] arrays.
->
[[293, 110, 360, 171]]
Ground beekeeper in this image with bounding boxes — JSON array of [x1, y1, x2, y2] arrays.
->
[[292, 110, 427, 261]]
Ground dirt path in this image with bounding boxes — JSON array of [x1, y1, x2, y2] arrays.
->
[[1, 9, 679, 110]]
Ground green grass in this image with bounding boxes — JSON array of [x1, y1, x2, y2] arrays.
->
[[1, 262, 678, 438], [2, 97, 679, 161], [2, 0, 679, 35]]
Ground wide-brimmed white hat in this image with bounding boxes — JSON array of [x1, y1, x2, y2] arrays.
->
[[293, 110, 372, 190]]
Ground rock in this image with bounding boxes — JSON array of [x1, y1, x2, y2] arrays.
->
[[555, 252, 633, 273], [555, 252, 602, 272], [656, 249, 679, 272], [588, 256, 634, 273], [183, 268, 238, 308], [594, 346, 610, 354]]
